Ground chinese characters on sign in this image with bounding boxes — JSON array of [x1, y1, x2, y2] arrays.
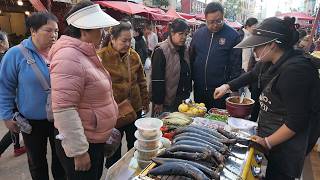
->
[[181, 0, 206, 14]]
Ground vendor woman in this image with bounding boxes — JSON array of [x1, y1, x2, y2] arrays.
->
[[214, 17, 320, 180]]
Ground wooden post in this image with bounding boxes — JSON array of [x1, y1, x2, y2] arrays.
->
[[307, 6, 320, 52]]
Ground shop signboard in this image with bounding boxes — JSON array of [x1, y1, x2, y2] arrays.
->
[[181, 0, 205, 14]]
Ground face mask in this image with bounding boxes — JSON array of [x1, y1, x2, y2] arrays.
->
[[254, 45, 272, 61]]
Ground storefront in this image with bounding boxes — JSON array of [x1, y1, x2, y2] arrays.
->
[[0, 0, 34, 44]]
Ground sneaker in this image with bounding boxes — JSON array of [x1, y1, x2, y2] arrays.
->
[[14, 146, 27, 157]]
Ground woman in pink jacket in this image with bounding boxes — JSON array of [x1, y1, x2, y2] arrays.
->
[[48, 1, 119, 179]]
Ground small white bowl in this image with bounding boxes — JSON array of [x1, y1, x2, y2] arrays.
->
[[135, 131, 162, 150], [134, 151, 152, 169], [135, 118, 163, 139], [134, 141, 160, 160]]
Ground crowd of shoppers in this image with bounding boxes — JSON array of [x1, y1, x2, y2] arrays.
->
[[0, 1, 319, 180]]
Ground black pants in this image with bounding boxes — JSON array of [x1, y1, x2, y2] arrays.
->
[[194, 88, 228, 110], [105, 111, 142, 168], [54, 131, 105, 180], [264, 165, 295, 180], [0, 131, 20, 155], [22, 120, 65, 180]]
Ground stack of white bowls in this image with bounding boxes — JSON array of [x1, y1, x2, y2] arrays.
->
[[134, 118, 163, 169]]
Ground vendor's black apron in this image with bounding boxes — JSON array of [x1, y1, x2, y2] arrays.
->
[[257, 74, 309, 178]]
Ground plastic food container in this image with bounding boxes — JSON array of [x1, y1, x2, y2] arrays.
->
[[134, 151, 152, 169], [137, 159, 152, 169], [134, 131, 162, 150], [134, 141, 160, 160], [135, 118, 163, 139], [228, 117, 258, 135]]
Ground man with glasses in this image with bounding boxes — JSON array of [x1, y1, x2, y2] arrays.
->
[[190, 2, 242, 109]]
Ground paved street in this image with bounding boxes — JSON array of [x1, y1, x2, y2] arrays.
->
[[0, 122, 109, 180], [0, 122, 32, 180]]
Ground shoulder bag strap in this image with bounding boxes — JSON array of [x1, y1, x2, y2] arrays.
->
[[127, 53, 132, 98], [18, 44, 50, 91]]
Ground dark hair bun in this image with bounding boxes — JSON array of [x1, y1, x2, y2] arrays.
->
[[283, 16, 296, 30], [282, 16, 300, 46], [169, 18, 189, 33]]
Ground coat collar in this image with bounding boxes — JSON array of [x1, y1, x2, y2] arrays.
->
[[102, 42, 131, 61], [164, 37, 186, 52], [21, 37, 38, 53]]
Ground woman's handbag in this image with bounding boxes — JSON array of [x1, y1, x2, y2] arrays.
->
[[115, 54, 137, 128], [116, 99, 137, 128]]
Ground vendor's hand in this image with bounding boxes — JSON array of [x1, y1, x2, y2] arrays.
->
[[153, 104, 163, 116], [4, 120, 20, 133], [74, 152, 91, 171], [213, 84, 230, 99], [251, 135, 268, 149], [250, 135, 270, 155]]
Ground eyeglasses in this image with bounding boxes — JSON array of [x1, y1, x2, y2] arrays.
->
[[40, 28, 59, 34], [206, 19, 224, 25]]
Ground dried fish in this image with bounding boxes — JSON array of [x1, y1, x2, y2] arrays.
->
[[173, 137, 228, 154], [152, 157, 220, 180], [148, 162, 211, 180], [188, 125, 228, 140], [174, 134, 228, 150], [173, 140, 225, 163]]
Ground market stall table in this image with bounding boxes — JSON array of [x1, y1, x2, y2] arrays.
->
[[105, 117, 265, 180]]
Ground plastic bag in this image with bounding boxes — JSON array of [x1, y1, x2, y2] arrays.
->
[[104, 128, 121, 158], [144, 57, 151, 70]]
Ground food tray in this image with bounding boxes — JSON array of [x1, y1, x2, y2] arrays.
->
[[136, 144, 259, 180]]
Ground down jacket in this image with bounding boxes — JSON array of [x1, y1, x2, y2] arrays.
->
[[49, 35, 118, 146]]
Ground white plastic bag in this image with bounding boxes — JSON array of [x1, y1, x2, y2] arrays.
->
[[144, 57, 151, 70], [104, 128, 121, 158]]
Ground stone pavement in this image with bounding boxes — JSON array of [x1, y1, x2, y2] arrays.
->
[[0, 122, 32, 180], [0, 122, 109, 180]]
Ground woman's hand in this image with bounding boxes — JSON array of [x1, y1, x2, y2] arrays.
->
[[213, 84, 230, 99], [153, 104, 163, 116], [251, 135, 269, 149], [74, 152, 91, 171], [4, 120, 20, 133], [143, 105, 150, 114]]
